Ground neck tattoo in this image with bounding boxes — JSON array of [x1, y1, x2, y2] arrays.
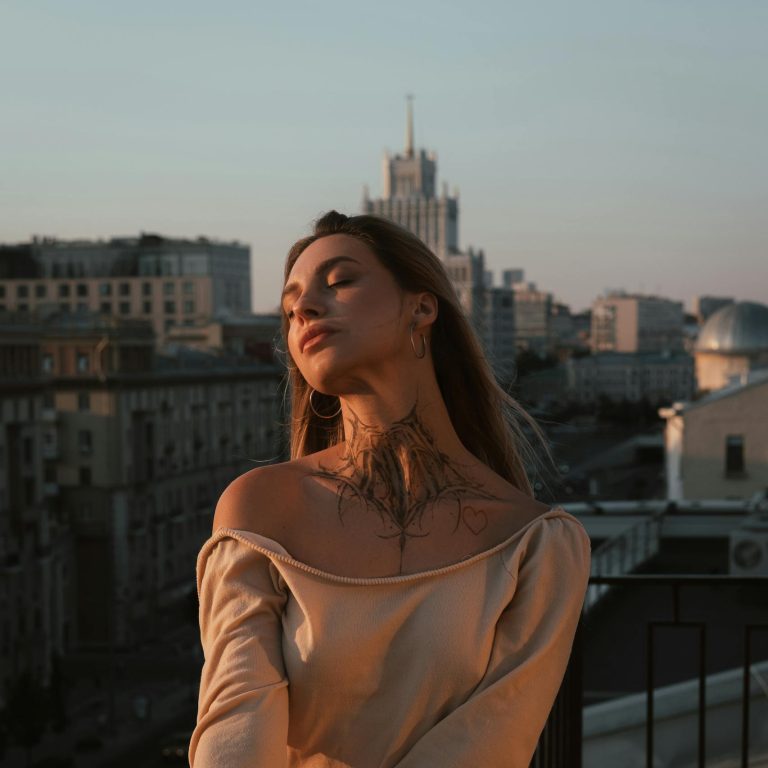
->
[[309, 397, 502, 569]]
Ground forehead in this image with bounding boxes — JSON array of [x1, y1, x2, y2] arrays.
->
[[287, 234, 376, 279]]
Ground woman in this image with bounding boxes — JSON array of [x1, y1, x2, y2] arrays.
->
[[189, 211, 591, 767]]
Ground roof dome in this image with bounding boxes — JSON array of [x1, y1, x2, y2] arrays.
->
[[696, 301, 768, 353]]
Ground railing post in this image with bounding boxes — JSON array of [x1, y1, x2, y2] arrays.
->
[[532, 607, 586, 767]]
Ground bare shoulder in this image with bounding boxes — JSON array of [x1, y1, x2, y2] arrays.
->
[[211, 461, 306, 535], [468, 460, 553, 521]]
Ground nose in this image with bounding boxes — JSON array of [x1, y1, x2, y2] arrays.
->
[[290, 288, 326, 322]]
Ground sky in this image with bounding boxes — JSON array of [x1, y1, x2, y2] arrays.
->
[[1, 1, 766, 315]]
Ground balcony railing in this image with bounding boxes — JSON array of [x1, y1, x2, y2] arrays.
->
[[535, 574, 768, 768]]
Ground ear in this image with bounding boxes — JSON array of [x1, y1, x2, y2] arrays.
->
[[411, 291, 438, 330]]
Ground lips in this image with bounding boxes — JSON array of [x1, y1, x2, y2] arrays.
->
[[300, 325, 339, 353]]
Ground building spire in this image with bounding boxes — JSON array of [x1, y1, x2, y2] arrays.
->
[[405, 93, 414, 158]]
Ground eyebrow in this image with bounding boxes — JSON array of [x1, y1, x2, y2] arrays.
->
[[281, 256, 361, 305]]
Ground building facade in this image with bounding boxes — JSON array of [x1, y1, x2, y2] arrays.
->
[[0, 311, 286, 707], [362, 97, 459, 259], [591, 292, 684, 354], [0, 233, 251, 345], [659, 369, 768, 501], [361, 100, 523, 381], [566, 351, 695, 405]]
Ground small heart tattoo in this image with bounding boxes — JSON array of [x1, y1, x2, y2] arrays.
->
[[462, 505, 488, 535]]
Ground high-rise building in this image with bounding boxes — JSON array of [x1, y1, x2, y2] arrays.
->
[[361, 99, 524, 379], [362, 96, 459, 259]]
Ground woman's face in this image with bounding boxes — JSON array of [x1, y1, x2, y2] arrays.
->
[[282, 234, 413, 393]]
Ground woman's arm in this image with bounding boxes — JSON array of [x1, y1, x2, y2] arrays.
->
[[394, 515, 591, 768], [188, 533, 289, 767]]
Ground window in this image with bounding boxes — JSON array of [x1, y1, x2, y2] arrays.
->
[[76, 283, 88, 297], [35, 284, 46, 298], [42, 354, 54, 373], [78, 430, 92, 454], [725, 435, 745, 475], [119, 302, 130, 314], [78, 392, 90, 412], [183, 281, 194, 295], [17, 285, 29, 298], [142, 301, 152, 314], [76, 352, 90, 373], [164, 301, 176, 314], [0, 285, 4, 297], [100, 302, 111, 314], [142, 282, 152, 296], [79, 466, 92, 486], [59, 303, 70, 312], [183, 300, 195, 314], [119, 282, 131, 296], [99, 282, 112, 296], [58, 284, 71, 297], [163, 282, 175, 296]]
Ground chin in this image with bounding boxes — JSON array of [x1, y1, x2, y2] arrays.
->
[[303, 361, 361, 397]]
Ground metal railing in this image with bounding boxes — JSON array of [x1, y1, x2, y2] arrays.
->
[[585, 511, 664, 613], [535, 573, 768, 768]]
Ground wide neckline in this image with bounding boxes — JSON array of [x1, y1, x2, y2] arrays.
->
[[205, 505, 571, 586]]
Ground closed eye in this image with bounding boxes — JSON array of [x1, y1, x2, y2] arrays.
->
[[284, 279, 354, 319]]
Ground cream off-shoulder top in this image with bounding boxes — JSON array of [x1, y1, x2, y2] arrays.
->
[[188, 505, 591, 768]]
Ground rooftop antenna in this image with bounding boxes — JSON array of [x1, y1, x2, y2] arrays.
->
[[405, 93, 414, 158]]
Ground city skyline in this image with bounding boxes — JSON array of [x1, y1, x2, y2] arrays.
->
[[1, 0, 765, 316]]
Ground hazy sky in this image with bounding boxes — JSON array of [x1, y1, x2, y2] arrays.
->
[[2, 1, 766, 315]]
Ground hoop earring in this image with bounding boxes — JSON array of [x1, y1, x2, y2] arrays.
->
[[309, 388, 342, 419], [410, 322, 428, 359]]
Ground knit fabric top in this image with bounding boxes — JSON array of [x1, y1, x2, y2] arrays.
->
[[188, 505, 591, 768]]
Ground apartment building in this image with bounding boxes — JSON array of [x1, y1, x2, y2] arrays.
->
[[0, 232, 251, 345], [0, 309, 286, 703], [591, 291, 684, 354]]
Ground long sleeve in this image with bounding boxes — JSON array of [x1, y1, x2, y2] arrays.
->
[[394, 515, 591, 768], [188, 533, 289, 768]]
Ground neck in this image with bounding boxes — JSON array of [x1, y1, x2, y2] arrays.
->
[[310, 391, 499, 544], [341, 397, 456, 498]]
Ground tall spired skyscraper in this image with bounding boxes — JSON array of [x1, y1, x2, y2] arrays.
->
[[360, 98, 526, 383], [362, 96, 459, 259]]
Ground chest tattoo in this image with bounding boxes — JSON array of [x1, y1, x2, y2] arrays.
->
[[309, 399, 502, 565]]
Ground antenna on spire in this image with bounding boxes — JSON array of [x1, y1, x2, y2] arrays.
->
[[405, 93, 414, 158]]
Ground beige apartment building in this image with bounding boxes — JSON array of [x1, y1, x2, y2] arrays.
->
[[659, 369, 768, 501], [0, 232, 251, 346], [592, 291, 684, 354]]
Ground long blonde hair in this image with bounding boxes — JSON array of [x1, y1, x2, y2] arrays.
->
[[279, 210, 556, 497]]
